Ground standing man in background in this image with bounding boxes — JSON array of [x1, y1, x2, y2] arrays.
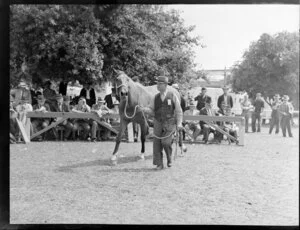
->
[[217, 85, 233, 110], [278, 95, 294, 138], [195, 87, 211, 111], [251, 93, 264, 133], [240, 94, 253, 133], [268, 94, 281, 134], [142, 76, 183, 170], [79, 82, 96, 107]]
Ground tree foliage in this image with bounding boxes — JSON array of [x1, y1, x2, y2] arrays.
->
[[10, 5, 201, 87], [231, 32, 299, 104]]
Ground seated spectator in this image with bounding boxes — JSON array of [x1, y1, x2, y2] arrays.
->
[[31, 95, 51, 141], [43, 80, 57, 111], [183, 100, 201, 142], [72, 97, 91, 141], [199, 97, 222, 144], [104, 88, 120, 109], [90, 97, 111, 142], [10, 96, 19, 143], [217, 102, 238, 143], [52, 94, 75, 141]]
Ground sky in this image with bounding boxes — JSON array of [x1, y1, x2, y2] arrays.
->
[[167, 4, 299, 70]]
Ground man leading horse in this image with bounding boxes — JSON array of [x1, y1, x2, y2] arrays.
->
[[111, 70, 184, 168], [141, 75, 183, 170]]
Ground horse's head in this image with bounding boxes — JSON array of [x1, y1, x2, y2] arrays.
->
[[114, 70, 132, 100]]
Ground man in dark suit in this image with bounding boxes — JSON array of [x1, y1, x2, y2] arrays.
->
[[194, 87, 211, 111], [79, 82, 96, 107], [104, 88, 120, 109], [217, 85, 233, 110], [52, 94, 75, 141], [199, 97, 221, 144]]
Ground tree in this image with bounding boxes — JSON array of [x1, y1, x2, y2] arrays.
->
[[231, 32, 299, 107], [10, 5, 202, 88]]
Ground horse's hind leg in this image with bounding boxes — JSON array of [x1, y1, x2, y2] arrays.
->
[[111, 120, 128, 164]]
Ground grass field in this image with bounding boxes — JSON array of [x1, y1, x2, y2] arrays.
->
[[10, 126, 299, 225]]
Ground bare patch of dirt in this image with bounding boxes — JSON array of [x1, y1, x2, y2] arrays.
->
[[10, 127, 299, 225]]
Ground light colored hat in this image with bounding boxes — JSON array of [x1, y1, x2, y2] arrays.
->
[[18, 81, 27, 88], [97, 97, 105, 102], [156, 76, 169, 84], [55, 94, 63, 100], [172, 83, 179, 90], [282, 95, 289, 100], [274, 94, 280, 98], [189, 100, 196, 107]]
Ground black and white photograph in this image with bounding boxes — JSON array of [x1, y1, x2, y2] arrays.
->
[[9, 4, 299, 225]]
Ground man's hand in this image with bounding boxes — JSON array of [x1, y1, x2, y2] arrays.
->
[[177, 124, 184, 131]]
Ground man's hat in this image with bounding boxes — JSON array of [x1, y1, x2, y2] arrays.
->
[[282, 95, 289, 100], [189, 100, 196, 107], [18, 81, 27, 88], [201, 87, 207, 91], [97, 97, 105, 102], [156, 76, 169, 84], [222, 85, 230, 90], [37, 95, 45, 101], [172, 83, 179, 90], [274, 94, 280, 98], [55, 94, 63, 100], [63, 96, 70, 102], [256, 92, 261, 96]]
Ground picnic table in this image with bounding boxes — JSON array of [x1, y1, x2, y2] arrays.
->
[[19, 112, 245, 146]]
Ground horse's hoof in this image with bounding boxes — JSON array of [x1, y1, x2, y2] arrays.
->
[[111, 155, 117, 161], [119, 154, 125, 158], [182, 145, 187, 152], [138, 154, 145, 160]]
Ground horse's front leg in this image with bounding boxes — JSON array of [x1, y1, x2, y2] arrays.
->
[[111, 120, 128, 165], [138, 122, 148, 160]]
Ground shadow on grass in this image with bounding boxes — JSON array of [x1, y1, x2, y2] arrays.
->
[[56, 155, 153, 172]]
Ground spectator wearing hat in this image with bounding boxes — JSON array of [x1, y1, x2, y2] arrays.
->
[[199, 97, 221, 144], [10, 80, 32, 107], [195, 87, 211, 111], [52, 94, 75, 141], [104, 88, 120, 109], [278, 95, 294, 137], [79, 82, 96, 107], [43, 80, 57, 111], [251, 93, 264, 133], [184, 100, 201, 142], [240, 94, 253, 133], [31, 95, 51, 141], [217, 85, 233, 110], [141, 76, 183, 169], [269, 94, 281, 134], [90, 97, 111, 142], [72, 97, 91, 141]]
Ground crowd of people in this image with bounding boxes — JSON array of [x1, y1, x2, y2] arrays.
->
[[174, 85, 295, 144], [10, 78, 296, 144], [10, 79, 120, 143]]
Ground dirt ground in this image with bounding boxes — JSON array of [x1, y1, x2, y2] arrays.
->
[[10, 126, 299, 225]]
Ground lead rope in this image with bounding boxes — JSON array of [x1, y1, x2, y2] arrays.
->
[[123, 96, 175, 140]]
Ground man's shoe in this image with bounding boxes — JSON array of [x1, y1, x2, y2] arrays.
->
[[167, 162, 172, 167], [289, 135, 293, 138], [92, 138, 97, 143], [156, 165, 164, 170]]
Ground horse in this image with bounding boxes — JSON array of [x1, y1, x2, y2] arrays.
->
[[110, 70, 182, 165]]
